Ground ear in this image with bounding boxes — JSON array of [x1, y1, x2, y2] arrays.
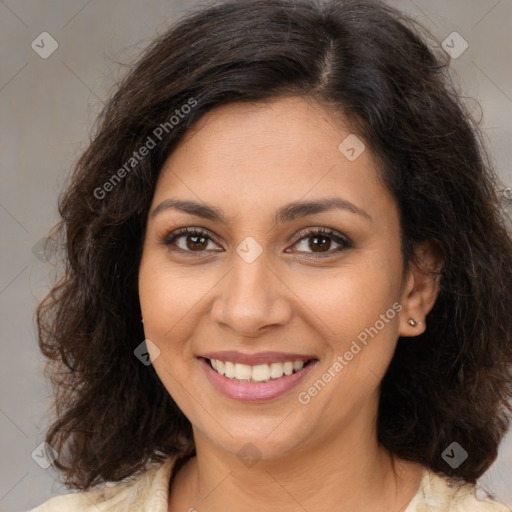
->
[[398, 241, 442, 337]]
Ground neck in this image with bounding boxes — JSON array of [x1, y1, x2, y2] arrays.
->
[[170, 409, 423, 512]]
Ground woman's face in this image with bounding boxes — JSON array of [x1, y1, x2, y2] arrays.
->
[[138, 96, 427, 461]]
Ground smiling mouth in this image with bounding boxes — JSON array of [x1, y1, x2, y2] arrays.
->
[[200, 357, 317, 383]]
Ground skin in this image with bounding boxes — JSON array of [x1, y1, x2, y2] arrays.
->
[[138, 96, 440, 512]]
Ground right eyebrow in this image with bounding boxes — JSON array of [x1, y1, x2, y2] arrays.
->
[[151, 199, 226, 223]]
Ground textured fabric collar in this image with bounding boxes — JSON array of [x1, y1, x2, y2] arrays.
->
[[404, 466, 509, 511], [30, 456, 509, 511]]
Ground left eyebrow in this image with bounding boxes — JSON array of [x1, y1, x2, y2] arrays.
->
[[150, 197, 372, 223], [276, 197, 372, 223]]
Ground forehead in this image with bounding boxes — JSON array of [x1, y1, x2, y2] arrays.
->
[[151, 96, 395, 227], [174, 96, 353, 161]]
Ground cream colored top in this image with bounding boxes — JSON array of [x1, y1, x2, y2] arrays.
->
[[29, 456, 510, 511]]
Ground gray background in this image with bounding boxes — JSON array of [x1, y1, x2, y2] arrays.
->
[[1, 1, 511, 511]]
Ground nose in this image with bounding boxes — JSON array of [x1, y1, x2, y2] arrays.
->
[[210, 251, 293, 338]]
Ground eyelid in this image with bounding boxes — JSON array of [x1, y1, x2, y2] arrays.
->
[[162, 227, 222, 252], [286, 226, 352, 257], [162, 226, 352, 256], [292, 226, 350, 245]]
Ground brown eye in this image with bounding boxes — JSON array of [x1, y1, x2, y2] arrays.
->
[[289, 228, 352, 257], [308, 234, 332, 252], [163, 226, 352, 258], [163, 228, 221, 254], [183, 233, 208, 251]]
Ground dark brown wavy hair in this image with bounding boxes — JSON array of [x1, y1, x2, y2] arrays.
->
[[37, 0, 512, 490]]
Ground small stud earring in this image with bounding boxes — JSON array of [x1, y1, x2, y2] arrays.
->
[[407, 318, 424, 327], [141, 317, 144, 324]]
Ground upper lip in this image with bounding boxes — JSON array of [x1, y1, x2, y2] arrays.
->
[[198, 351, 317, 366]]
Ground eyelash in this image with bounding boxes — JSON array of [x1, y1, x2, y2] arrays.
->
[[162, 227, 353, 258]]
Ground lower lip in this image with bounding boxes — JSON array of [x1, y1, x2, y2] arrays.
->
[[199, 358, 317, 402]]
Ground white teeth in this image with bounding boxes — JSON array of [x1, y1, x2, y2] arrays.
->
[[234, 363, 252, 380], [224, 361, 235, 379], [252, 364, 271, 382], [284, 361, 294, 375], [269, 362, 283, 379], [208, 358, 310, 382], [293, 359, 304, 371]]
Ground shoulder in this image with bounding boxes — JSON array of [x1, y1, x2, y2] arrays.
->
[[405, 468, 510, 512], [28, 456, 177, 512]]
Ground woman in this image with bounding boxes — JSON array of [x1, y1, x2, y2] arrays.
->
[[31, 0, 512, 510]]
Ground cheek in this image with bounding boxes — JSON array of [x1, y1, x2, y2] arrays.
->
[[138, 258, 198, 399], [139, 252, 211, 337], [138, 251, 226, 388], [300, 257, 401, 341], [138, 264, 211, 429]]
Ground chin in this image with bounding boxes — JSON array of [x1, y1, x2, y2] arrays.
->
[[191, 412, 317, 464]]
